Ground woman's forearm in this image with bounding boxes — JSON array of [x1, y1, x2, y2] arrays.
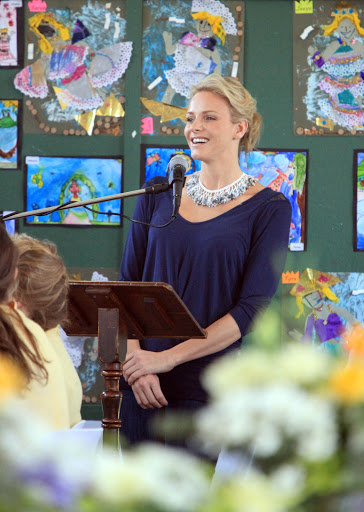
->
[[166, 313, 241, 368]]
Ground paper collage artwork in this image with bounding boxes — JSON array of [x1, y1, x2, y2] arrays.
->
[[293, 0, 364, 135], [141, 0, 244, 135], [25, 156, 122, 226], [16, 0, 132, 136], [240, 150, 308, 251], [0, 100, 20, 169], [0, 1, 20, 67], [282, 269, 364, 356]]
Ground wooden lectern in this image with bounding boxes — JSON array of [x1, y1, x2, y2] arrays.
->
[[65, 281, 206, 450]]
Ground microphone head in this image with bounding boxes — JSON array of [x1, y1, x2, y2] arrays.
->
[[168, 154, 189, 173]]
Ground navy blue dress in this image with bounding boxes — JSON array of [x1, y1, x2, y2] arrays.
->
[[119, 176, 292, 410]]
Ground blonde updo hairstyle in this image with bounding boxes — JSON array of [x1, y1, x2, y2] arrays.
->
[[12, 234, 69, 331], [189, 74, 262, 154]]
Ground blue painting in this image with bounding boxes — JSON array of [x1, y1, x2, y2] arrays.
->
[[355, 151, 364, 250], [143, 146, 201, 183], [0, 211, 17, 234], [26, 156, 122, 226], [0, 100, 19, 169], [240, 150, 308, 251]]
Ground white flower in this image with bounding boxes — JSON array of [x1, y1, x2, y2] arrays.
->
[[93, 443, 210, 511], [202, 343, 334, 400], [196, 385, 338, 461], [271, 464, 305, 494]]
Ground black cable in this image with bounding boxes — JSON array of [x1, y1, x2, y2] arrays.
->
[[83, 205, 176, 228]]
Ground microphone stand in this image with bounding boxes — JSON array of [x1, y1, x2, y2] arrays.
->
[[0, 182, 170, 222]]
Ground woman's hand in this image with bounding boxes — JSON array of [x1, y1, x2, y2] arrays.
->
[[131, 374, 168, 409], [123, 349, 174, 385]]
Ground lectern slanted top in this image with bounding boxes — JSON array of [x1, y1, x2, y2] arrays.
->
[[64, 281, 206, 450]]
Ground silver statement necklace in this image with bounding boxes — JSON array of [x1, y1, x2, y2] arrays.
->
[[186, 171, 257, 207]]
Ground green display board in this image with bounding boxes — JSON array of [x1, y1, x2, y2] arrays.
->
[[0, 0, 363, 419]]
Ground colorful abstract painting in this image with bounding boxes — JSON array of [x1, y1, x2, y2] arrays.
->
[[0, 211, 18, 234], [0, 100, 20, 169], [354, 150, 364, 250], [293, 1, 364, 135], [281, 269, 364, 353], [141, 0, 244, 136], [240, 149, 308, 251], [17, 0, 131, 136], [25, 156, 123, 226], [142, 145, 201, 184], [0, 1, 20, 68]]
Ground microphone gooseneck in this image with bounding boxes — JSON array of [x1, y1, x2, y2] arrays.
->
[[168, 155, 189, 218]]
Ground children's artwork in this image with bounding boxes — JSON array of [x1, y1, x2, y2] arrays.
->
[[293, 1, 364, 135], [0, 211, 18, 234], [141, 0, 244, 136], [25, 156, 123, 226], [0, 1, 22, 68], [240, 149, 308, 251], [142, 144, 201, 185], [282, 269, 364, 356], [0, 100, 21, 169], [355, 150, 364, 249], [15, 0, 132, 136]]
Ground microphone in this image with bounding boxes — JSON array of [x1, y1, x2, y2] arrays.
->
[[168, 155, 188, 218]]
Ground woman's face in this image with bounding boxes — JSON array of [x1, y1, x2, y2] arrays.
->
[[184, 90, 246, 165], [337, 18, 357, 41]]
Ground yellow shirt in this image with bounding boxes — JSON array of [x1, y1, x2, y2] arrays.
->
[[46, 326, 82, 428], [1, 305, 81, 430]]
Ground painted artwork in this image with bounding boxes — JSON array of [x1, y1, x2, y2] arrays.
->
[[0, 1, 21, 68], [0, 100, 20, 169], [142, 145, 201, 184], [282, 269, 364, 355], [25, 156, 123, 226], [240, 149, 308, 251], [293, 0, 364, 135], [355, 150, 364, 249], [141, 0, 244, 136], [15, 0, 132, 136], [0, 211, 18, 234]]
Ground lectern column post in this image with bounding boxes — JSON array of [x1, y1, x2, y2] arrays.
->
[[98, 307, 124, 450]]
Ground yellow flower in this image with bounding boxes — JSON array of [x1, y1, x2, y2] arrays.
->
[[344, 324, 364, 357], [328, 362, 364, 403], [0, 356, 25, 405]]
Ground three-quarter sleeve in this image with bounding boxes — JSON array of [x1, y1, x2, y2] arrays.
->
[[229, 195, 292, 337]]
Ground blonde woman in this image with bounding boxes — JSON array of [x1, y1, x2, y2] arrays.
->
[[12, 233, 82, 428], [120, 74, 292, 453]]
